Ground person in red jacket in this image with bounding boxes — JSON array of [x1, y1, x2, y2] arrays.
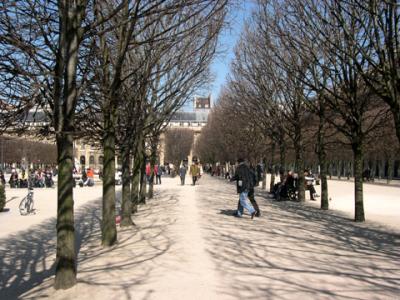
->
[[145, 162, 151, 182], [83, 167, 95, 186]]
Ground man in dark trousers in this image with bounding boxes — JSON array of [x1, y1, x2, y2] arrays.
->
[[230, 158, 256, 219], [235, 163, 261, 217]]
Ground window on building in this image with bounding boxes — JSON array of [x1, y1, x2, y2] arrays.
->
[[89, 155, 95, 165], [80, 155, 86, 165], [99, 156, 103, 165]]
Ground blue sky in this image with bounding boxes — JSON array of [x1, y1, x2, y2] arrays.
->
[[182, 2, 255, 110], [209, 2, 255, 105]]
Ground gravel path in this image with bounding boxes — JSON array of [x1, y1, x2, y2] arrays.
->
[[0, 175, 399, 299]]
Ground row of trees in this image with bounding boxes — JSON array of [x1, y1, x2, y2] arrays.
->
[[0, 0, 228, 289], [164, 128, 194, 167], [195, 0, 400, 222], [0, 136, 57, 166]]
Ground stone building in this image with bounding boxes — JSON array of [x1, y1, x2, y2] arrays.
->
[[159, 95, 211, 164]]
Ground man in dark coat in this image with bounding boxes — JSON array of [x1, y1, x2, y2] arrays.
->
[[230, 158, 256, 219], [235, 164, 261, 217]]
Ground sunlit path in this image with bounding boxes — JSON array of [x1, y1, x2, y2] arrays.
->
[[0, 175, 399, 299], [197, 175, 400, 299]]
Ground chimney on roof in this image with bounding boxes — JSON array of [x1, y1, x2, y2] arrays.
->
[[194, 95, 211, 109]]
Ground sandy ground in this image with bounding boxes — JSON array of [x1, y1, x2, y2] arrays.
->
[[0, 175, 399, 299], [264, 174, 400, 231]]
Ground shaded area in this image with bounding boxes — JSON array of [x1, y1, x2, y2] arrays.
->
[[0, 190, 178, 299], [199, 176, 400, 299]]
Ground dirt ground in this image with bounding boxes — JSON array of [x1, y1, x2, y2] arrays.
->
[[0, 175, 399, 299]]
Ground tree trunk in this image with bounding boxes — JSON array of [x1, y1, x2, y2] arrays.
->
[[131, 153, 141, 214], [317, 123, 329, 210], [390, 103, 400, 145], [54, 1, 82, 287], [328, 162, 332, 179], [370, 159, 376, 181], [102, 112, 117, 246], [269, 144, 276, 192], [148, 138, 158, 199], [148, 166, 154, 199], [378, 160, 384, 179], [346, 161, 351, 180], [387, 156, 394, 184], [262, 157, 267, 190], [294, 126, 305, 202], [139, 150, 146, 204], [54, 133, 76, 289], [350, 161, 354, 178], [353, 144, 365, 222], [120, 146, 134, 227], [279, 140, 286, 181], [320, 159, 329, 210]]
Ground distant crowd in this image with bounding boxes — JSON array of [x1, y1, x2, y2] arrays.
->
[[0, 167, 56, 189]]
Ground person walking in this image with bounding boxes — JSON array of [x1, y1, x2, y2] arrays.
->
[[179, 163, 187, 185], [235, 163, 261, 217], [145, 162, 152, 182], [189, 161, 200, 185], [231, 158, 256, 219], [155, 164, 162, 184]]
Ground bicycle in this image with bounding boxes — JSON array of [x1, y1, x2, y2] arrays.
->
[[19, 188, 35, 215], [287, 187, 299, 201]]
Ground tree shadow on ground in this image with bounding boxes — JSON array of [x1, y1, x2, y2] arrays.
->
[[0, 190, 179, 300], [199, 176, 400, 299], [219, 209, 237, 216]]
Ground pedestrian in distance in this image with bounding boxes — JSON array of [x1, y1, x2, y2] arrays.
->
[[179, 162, 187, 185], [9, 170, 19, 188], [155, 164, 162, 185], [189, 161, 200, 185], [79, 169, 87, 187], [230, 158, 256, 219], [145, 162, 152, 183]]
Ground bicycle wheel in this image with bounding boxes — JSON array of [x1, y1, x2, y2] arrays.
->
[[27, 195, 34, 213], [27, 192, 35, 214], [19, 197, 28, 215], [287, 189, 298, 201]]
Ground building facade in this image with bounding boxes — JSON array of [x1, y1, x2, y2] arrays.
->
[[159, 95, 211, 164]]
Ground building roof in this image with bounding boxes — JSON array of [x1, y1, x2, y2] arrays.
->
[[24, 110, 49, 123], [170, 111, 208, 122]]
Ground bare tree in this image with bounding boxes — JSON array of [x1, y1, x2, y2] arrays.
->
[[0, 0, 127, 288], [337, 1, 400, 145], [271, 0, 392, 221], [164, 128, 194, 167]]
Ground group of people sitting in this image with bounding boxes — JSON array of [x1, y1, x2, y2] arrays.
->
[[272, 170, 319, 201], [2, 168, 55, 189], [74, 167, 95, 187]]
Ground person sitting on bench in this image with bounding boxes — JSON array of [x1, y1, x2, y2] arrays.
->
[[305, 170, 319, 200]]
